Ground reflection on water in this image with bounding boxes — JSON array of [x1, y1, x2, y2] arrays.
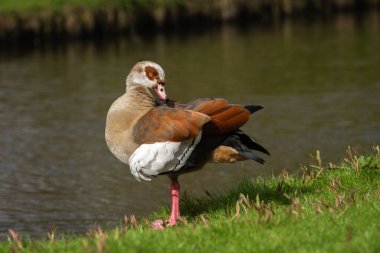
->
[[0, 13, 379, 237]]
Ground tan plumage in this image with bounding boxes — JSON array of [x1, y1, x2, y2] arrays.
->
[[211, 145, 246, 163], [105, 85, 156, 164]]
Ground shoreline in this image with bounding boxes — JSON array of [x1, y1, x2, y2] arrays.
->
[[1, 0, 379, 45]]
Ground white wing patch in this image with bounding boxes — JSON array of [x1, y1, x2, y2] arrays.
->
[[129, 133, 202, 181]]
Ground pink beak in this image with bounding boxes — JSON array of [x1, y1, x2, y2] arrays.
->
[[153, 81, 167, 101]]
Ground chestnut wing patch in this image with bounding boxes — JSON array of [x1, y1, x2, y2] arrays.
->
[[183, 98, 251, 135], [133, 108, 210, 144]]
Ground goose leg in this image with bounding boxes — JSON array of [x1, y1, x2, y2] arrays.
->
[[167, 177, 180, 226], [151, 177, 181, 230]]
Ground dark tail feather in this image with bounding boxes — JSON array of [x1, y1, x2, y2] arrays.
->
[[245, 105, 263, 114], [222, 130, 270, 164], [238, 150, 266, 164], [236, 131, 270, 155]]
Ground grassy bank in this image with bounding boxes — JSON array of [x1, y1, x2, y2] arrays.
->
[[2, 145, 379, 252], [1, 0, 378, 13], [1, 0, 379, 44], [0, 0, 176, 13]]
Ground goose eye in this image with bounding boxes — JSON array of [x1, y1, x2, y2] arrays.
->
[[148, 73, 153, 77]]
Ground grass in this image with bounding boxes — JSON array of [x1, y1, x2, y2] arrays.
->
[[0, 0, 179, 13], [2, 145, 380, 253], [0, 0, 374, 14]]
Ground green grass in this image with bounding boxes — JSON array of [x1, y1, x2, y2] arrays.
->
[[0, 0, 180, 13], [2, 146, 380, 253]]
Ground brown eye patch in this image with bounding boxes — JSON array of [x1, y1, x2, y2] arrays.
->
[[144, 66, 159, 80]]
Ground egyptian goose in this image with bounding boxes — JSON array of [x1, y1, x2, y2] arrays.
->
[[105, 61, 269, 229]]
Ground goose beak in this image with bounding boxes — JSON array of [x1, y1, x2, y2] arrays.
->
[[152, 80, 167, 101]]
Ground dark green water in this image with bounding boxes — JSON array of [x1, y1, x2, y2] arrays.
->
[[0, 13, 379, 237]]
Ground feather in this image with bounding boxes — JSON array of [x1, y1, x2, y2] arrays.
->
[[128, 134, 202, 181], [133, 107, 209, 144], [244, 105, 263, 114]]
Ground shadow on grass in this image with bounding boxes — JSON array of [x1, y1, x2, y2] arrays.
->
[[180, 177, 315, 219]]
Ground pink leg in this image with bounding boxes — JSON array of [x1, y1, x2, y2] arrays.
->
[[151, 177, 181, 230], [167, 177, 180, 226]]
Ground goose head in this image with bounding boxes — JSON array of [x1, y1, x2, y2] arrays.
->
[[126, 61, 167, 102]]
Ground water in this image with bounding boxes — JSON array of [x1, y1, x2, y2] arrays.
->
[[0, 13, 379, 238]]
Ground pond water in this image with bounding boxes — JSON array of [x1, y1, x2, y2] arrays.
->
[[0, 13, 379, 238]]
